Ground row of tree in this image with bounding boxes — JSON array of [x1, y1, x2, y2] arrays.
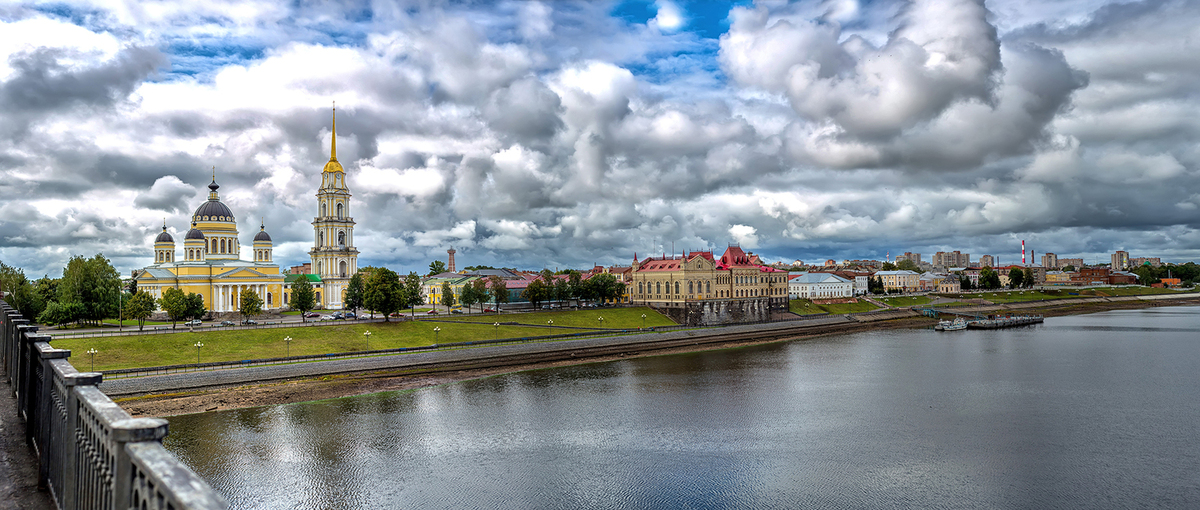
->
[[519, 270, 625, 308]]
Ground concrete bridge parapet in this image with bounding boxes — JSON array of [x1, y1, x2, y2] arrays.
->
[[1, 301, 228, 510]]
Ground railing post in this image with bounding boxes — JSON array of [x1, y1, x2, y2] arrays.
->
[[15, 325, 38, 408], [0, 304, 12, 384], [35, 342, 70, 490], [111, 417, 169, 510], [9, 319, 31, 390], [55, 364, 101, 510]]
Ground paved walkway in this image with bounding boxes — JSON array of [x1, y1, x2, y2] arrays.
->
[[0, 390, 54, 509]]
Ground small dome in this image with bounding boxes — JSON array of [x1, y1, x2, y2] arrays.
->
[[254, 224, 272, 242], [185, 223, 206, 240], [155, 226, 174, 243], [322, 159, 344, 173]]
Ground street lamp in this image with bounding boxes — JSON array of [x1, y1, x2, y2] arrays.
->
[[194, 342, 204, 364], [641, 313, 646, 329], [284, 336, 292, 357], [87, 348, 98, 372], [433, 326, 440, 343], [547, 319, 553, 327], [597, 316, 604, 327], [363, 330, 371, 350], [494, 322, 500, 338]]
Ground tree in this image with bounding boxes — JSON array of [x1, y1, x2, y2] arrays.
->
[[1133, 265, 1159, 286], [127, 279, 138, 295], [440, 281, 456, 308], [123, 291, 156, 331], [567, 271, 584, 304], [553, 278, 569, 305], [58, 254, 121, 326], [470, 279, 489, 313], [979, 267, 1001, 290], [291, 277, 316, 322], [522, 278, 548, 308], [239, 290, 263, 323], [364, 267, 402, 321], [158, 287, 189, 329], [37, 301, 83, 326], [1008, 267, 1025, 289], [896, 259, 921, 273], [460, 279, 480, 312], [344, 272, 365, 315], [1061, 265, 1076, 272], [186, 292, 207, 320], [464, 265, 495, 271], [428, 260, 447, 276], [959, 274, 974, 291], [488, 275, 508, 311], [881, 262, 897, 271], [868, 276, 884, 294], [402, 272, 424, 317]]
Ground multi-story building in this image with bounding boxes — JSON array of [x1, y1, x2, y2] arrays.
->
[[1130, 257, 1162, 268], [843, 259, 883, 269], [896, 252, 921, 266], [979, 255, 995, 268], [630, 246, 789, 304], [788, 273, 853, 299], [875, 270, 921, 292], [933, 251, 970, 268], [1111, 251, 1130, 271], [1058, 258, 1085, 269], [1041, 253, 1057, 269], [831, 270, 872, 295]]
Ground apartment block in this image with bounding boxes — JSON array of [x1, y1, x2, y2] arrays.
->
[[1111, 251, 1130, 271], [979, 255, 995, 268], [933, 251, 970, 268], [1041, 253, 1057, 269]]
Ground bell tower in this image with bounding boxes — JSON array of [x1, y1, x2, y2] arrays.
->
[[309, 104, 359, 308]]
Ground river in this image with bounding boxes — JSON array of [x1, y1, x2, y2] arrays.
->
[[164, 306, 1200, 509]]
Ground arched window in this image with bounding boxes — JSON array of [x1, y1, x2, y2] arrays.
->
[[321, 203, 327, 217], [656, 282, 661, 294], [688, 281, 694, 294], [316, 292, 321, 303], [639, 282, 644, 294], [317, 262, 322, 274], [338, 231, 345, 246], [319, 232, 324, 246], [336, 203, 343, 218], [339, 261, 347, 277], [267, 293, 273, 305], [706, 281, 711, 294], [675, 282, 680, 294]]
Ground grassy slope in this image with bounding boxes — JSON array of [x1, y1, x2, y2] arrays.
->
[[51, 307, 674, 371], [789, 299, 880, 315]]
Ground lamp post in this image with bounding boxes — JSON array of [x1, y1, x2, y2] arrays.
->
[[87, 348, 98, 372], [547, 319, 553, 327], [641, 313, 646, 329], [194, 342, 204, 364], [284, 336, 292, 357], [598, 316, 604, 327], [363, 330, 371, 351], [433, 326, 440, 343], [494, 322, 500, 339]]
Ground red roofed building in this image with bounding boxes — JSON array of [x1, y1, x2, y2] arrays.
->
[[630, 246, 789, 325]]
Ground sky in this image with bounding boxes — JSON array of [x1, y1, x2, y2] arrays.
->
[[1, 0, 1199, 278]]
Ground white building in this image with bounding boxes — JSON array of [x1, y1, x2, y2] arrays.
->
[[789, 273, 854, 299]]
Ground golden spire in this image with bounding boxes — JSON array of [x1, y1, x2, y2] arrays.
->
[[330, 101, 338, 162]]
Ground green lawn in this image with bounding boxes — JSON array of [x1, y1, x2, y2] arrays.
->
[[938, 286, 1186, 304], [878, 296, 931, 307], [789, 299, 880, 315], [50, 307, 676, 372]]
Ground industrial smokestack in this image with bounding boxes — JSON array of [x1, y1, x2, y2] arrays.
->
[[1022, 240, 1026, 265]]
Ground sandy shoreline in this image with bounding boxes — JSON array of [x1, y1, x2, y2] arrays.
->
[[119, 298, 1199, 418]]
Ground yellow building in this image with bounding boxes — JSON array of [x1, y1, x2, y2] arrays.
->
[[134, 176, 286, 313]]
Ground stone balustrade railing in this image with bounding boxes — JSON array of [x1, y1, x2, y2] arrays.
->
[[1, 302, 227, 509]]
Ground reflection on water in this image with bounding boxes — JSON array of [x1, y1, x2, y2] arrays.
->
[[166, 306, 1200, 509]]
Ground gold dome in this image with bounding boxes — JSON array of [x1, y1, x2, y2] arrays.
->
[[323, 159, 343, 173]]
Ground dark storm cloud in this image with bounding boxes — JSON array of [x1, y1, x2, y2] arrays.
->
[[0, 45, 165, 115]]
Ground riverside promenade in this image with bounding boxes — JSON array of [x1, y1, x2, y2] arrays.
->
[[1, 387, 54, 509]]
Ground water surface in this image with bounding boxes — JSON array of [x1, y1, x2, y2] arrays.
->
[[165, 306, 1200, 508]]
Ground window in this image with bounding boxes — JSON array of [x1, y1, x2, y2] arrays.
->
[[706, 281, 710, 294], [211, 239, 217, 252], [688, 281, 694, 294], [338, 231, 345, 246], [656, 282, 661, 294], [337, 203, 343, 219], [639, 282, 644, 294], [340, 261, 347, 277], [267, 293, 272, 305], [321, 203, 327, 217], [319, 232, 324, 247], [675, 282, 680, 294]]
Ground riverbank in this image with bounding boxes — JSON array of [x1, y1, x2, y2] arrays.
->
[[119, 297, 1200, 418]]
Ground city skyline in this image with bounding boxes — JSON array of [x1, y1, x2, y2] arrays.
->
[[2, 0, 1199, 279]]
